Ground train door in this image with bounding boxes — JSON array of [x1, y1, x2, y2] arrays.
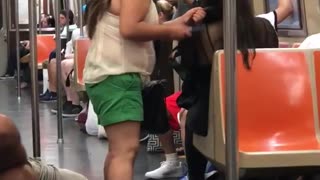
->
[[0, 0, 8, 76]]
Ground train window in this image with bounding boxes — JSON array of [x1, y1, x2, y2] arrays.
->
[[265, 0, 308, 37]]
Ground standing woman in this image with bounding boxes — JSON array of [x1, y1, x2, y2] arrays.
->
[[83, 0, 205, 180]]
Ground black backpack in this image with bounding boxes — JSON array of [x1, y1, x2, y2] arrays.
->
[[169, 2, 223, 80]]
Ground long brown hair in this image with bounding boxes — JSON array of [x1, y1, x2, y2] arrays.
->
[[85, 0, 111, 39], [205, 0, 258, 69]]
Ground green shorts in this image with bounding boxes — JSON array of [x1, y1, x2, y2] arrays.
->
[[85, 73, 143, 126]]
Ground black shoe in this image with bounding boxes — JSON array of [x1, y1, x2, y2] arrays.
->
[[40, 92, 57, 102], [40, 89, 50, 98], [62, 104, 83, 118], [0, 74, 14, 80], [51, 101, 72, 114]]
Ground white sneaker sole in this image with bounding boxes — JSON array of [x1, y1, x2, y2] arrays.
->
[[62, 113, 79, 118], [51, 109, 58, 114], [205, 171, 217, 179], [145, 172, 185, 179], [145, 166, 187, 179]]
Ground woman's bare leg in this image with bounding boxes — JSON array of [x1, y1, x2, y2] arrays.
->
[[158, 130, 176, 154], [61, 59, 79, 104], [104, 121, 140, 180], [48, 59, 57, 92]]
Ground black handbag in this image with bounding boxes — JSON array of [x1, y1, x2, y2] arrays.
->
[[141, 80, 170, 134]]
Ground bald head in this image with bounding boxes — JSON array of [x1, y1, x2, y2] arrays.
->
[[0, 114, 28, 175]]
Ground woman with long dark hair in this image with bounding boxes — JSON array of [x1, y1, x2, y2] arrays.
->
[[83, 0, 205, 180], [176, 0, 280, 179]]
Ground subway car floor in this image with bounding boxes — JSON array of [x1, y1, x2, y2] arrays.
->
[[0, 79, 180, 180]]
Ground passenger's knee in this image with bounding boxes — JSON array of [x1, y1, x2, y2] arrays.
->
[[50, 58, 56, 64], [61, 61, 67, 70], [109, 142, 139, 161], [61, 60, 73, 72], [179, 109, 187, 130]]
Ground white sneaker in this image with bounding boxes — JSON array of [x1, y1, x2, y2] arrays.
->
[[145, 161, 186, 179], [98, 126, 107, 139], [205, 170, 217, 179]]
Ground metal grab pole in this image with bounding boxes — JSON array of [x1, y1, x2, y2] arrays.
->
[[39, 0, 42, 34], [223, 0, 238, 180], [79, 0, 84, 36], [66, 0, 70, 39], [29, 0, 41, 158], [55, 0, 64, 144], [15, 0, 21, 99]]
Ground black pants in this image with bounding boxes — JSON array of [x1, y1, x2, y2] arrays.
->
[[185, 125, 207, 180], [6, 46, 30, 76], [48, 50, 56, 63]]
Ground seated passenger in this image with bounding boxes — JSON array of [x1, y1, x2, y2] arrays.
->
[[257, 0, 293, 30], [50, 27, 88, 117], [147, 0, 293, 179], [173, 0, 293, 179], [0, 14, 56, 82], [40, 9, 76, 102], [298, 33, 320, 48], [145, 2, 185, 179], [0, 114, 88, 180], [145, 91, 216, 179], [145, 92, 186, 179], [39, 13, 56, 28], [50, 8, 88, 117]]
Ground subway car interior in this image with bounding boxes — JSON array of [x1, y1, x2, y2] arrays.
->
[[1, 0, 320, 180]]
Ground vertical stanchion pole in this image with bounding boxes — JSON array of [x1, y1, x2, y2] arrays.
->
[[223, 0, 238, 180], [39, 0, 42, 34], [55, 0, 64, 143], [79, 0, 83, 36], [66, 0, 70, 39], [15, 0, 21, 99], [29, 0, 41, 158]]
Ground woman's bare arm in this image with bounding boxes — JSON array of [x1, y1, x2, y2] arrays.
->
[[276, 0, 293, 23]]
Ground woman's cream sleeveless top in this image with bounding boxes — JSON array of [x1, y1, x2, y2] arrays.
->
[[84, 2, 158, 84]]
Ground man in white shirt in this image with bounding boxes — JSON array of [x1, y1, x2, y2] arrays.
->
[[48, 7, 89, 117], [257, 0, 293, 30], [50, 26, 88, 117], [299, 33, 320, 48]]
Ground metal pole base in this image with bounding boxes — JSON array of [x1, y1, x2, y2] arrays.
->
[[34, 156, 41, 161]]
